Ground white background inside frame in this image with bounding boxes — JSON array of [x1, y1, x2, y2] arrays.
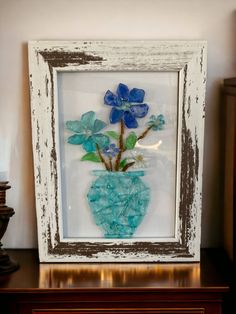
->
[[57, 72, 178, 239]]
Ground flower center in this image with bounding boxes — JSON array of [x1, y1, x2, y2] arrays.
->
[[120, 101, 131, 111], [135, 154, 144, 162], [85, 129, 92, 136]]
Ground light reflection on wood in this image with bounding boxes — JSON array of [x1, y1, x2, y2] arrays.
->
[[39, 263, 200, 288]]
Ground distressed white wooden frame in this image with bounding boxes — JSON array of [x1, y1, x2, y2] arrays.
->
[[28, 41, 207, 262]]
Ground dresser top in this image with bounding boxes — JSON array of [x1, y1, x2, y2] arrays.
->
[[0, 249, 229, 292]]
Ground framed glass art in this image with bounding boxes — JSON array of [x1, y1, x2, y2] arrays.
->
[[28, 40, 207, 262]]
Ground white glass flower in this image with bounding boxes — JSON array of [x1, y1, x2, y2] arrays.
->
[[127, 150, 149, 169]]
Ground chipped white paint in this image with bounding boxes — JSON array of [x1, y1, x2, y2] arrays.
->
[[28, 41, 207, 262]]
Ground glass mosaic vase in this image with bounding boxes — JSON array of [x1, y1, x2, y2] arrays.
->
[[87, 170, 150, 238]]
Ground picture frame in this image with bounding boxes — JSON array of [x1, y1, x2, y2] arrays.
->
[[28, 40, 207, 262]]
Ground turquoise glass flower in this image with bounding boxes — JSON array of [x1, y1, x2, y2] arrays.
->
[[66, 111, 109, 152], [104, 83, 149, 129], [147, 114, 165, 130]]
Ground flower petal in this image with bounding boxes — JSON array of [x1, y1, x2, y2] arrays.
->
[[104, 90, 121, 106], [81, 111, 95, 130], [117, 83, 129, 101], [92, 134, 110, 149], [130, 104, 149, 118], [82, 136, 96, 152], [110, 107, 124, 124], [158, 114, 165, 122], [92, 119, 107, 133], [129, 88, 145, 103], [66, 120, 83, 133], [149, 115, 156, 122], [67, 134, 86, 145], [124, 111, 138, 128]]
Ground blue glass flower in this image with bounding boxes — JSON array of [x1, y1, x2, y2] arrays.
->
[[104, 83, 149, 129], [147, 114, 165, 130], [66, 111, 109, 152], [102, 144, 120, 158]]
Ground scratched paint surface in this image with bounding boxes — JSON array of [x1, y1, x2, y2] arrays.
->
[[28, 41, 207, 262]]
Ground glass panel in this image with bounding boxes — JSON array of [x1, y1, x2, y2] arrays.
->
[[57, 72, 178, 239]]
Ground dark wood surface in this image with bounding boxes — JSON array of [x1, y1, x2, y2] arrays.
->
[[224, 77, 236, 87], [0, 249, 229, 290], [0, 249, 230, 314]]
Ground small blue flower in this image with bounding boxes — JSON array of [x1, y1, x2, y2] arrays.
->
[[104, 83, 149, 129], [102, 144, 120, 158], [66, 111, 109, 152], [147, 114, 165, 131]]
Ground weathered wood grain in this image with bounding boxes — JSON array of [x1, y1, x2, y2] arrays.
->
[[28, 41, 207, 262]]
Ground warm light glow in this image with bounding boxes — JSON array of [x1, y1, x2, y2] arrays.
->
[[39, 263, 200, 289]]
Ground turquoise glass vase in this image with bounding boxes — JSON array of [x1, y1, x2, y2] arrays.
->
[[87, 170, 150, 238]]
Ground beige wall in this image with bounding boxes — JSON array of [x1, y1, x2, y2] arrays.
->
[[0, 0, 235, 249]]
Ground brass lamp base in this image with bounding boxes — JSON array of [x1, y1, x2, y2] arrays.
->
[[0, 182, 19, 275]]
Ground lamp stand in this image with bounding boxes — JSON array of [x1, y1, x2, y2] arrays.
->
[[0, 182, 19, 274]]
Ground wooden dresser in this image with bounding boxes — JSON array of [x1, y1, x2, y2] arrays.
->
[[0, 249, 229, 314], [222, 78, 236, 266], [221, 78, 236, 314]]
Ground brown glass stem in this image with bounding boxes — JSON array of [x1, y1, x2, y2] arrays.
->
[[115, 120, 125, 171], [109, 157, 113, 171], [137, 125, 153, 141], [122, 162, 135, 172], [96, 144, 110, 171], [114, 123, 153, 172]]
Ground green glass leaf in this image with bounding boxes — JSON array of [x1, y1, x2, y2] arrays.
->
[[93, 119, 107, 133], [67, 134, 86, 145], [106, 131, 119, 140], [119, 158, 127, 169], [81, 152, 101, 162], [93, 134, 110, 148], [106, 131, 120, 140], [66, 120, 83, 133], [125, 132, 137, 150]]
